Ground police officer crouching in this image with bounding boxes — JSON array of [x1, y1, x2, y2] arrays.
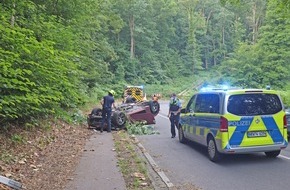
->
[[168, 93, 182, 138]]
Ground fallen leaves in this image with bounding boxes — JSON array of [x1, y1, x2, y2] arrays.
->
[[18, 159, 26, 165], [132, 172, 146, 181], [0, 121, 92, 190], [4, 173, 12, 178], [0, 184, 12, 190], [113, 131, 154, 189]]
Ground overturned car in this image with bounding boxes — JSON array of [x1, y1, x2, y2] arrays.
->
[[87, 100, 160, 130]]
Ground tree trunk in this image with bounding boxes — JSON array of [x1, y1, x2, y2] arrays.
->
[[222, 26, 225, 58], [212, 38, 216, 66], [204, 10, 212, 69], [187, 7, 195, 73], [129, 15, 135, 59], [251, 2, 261, 44], [252, 2, 256, 43], [11, 2, 15, 27]]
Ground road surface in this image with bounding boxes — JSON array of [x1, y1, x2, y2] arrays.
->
[[137, 101, 290, 190]]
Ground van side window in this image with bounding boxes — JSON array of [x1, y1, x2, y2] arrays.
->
[[187, 95, 196, 112], [195, 94, 220, 113]]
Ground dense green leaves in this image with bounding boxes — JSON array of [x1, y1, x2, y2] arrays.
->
[[218, 0, 290, 89], [1, 0, 290, 125]]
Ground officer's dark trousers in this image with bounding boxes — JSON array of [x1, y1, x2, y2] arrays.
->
[[169, 113, 180, 137], [101, 108, 112, 132]]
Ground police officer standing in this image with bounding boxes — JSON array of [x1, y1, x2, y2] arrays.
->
[[100, 90, 117, 133], [168, 93, 182, 138]]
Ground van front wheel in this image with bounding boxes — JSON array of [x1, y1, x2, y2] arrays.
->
[[207, 137, 221, 162], [265, 150, 281, 158], [178, 125, 187, 144]]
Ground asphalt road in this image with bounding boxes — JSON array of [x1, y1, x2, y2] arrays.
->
[[137, 101, 290, 190]]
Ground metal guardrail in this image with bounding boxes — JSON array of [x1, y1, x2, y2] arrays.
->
[[177, 80, 205, 97], [0, 175, 22, 190]]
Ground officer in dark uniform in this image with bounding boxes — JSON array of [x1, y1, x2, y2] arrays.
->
[[100, 90, 117, 133], [168, 93, 182, 138], [125, 95, 136, 103]]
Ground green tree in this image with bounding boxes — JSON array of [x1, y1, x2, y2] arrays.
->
[[256, 1, 290, 88]]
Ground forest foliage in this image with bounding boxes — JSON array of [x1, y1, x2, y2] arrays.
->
[[1, 0, 290, 125]]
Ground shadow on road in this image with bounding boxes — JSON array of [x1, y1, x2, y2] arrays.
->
[[182, 140, 288, 166]]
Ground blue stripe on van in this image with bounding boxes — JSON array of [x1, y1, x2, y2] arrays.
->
[[262, 117, 283, 142], [196, 117, 220, 137], [198, 118, 219, 128], [229, 117, 253, 145]]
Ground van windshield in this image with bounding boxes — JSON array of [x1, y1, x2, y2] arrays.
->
[[227, 93, 282, 116]]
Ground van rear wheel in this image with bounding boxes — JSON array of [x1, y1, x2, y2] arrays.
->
[[207, 137, 221, 162], [265, 150, 281, 158]]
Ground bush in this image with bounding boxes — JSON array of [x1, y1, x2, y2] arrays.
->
[[126, 122, 159, 135]]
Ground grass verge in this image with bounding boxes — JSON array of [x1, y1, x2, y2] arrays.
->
[[113, 130, 154, 190]]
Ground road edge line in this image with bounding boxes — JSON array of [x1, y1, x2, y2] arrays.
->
[[136, 142, 174, 188], [278, 154, 290, 160]]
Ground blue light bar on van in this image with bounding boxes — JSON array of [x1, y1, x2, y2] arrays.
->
[[199, 87, 211, 92], [221, 85, 229, 90], [200, 87, 224, 92], [200, 85, 229, 91], [199, 85, 243, 92], [126, 85, 144, 89]]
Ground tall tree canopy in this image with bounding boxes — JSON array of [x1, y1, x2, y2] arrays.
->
[[1, 0, 290, 125]]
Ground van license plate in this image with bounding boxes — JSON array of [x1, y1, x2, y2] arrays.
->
[[247, 131, 267, 138]]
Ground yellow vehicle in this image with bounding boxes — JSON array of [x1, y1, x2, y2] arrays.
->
[[179, 87, 288, 162], [123, 85, 146, 103]]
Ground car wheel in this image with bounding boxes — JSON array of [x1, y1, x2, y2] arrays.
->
[[112, 111, 126, 127], [207, 137, 221, 162], [91, 108, 102, 116], [265, 150, 281, 158], [87, 115, 92, 128], [88, 108, 103, 128], [149, 101, 160, 115], [178, 125, 187, 144]]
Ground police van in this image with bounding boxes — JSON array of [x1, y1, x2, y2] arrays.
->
[[178, 87, 288, 162]]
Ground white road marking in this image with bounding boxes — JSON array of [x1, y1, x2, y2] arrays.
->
[[278, 154, 290, 160], [158, 114, 168, 119]]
